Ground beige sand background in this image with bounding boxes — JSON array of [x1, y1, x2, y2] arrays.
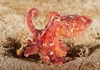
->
[[0, 0, 100, 70]]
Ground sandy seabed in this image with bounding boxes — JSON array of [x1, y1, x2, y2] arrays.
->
[[0, 0, 100, 70]]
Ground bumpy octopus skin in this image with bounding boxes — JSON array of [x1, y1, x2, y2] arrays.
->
[[24, 8, 92, 64]]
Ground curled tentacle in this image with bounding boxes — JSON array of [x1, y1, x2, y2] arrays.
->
[[26, 8, 39, 37]]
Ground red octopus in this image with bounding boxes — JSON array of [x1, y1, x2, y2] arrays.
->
[[24, 8, 92, 64]]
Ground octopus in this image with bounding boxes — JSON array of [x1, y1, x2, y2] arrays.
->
[[24, 8, 92, 64]]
